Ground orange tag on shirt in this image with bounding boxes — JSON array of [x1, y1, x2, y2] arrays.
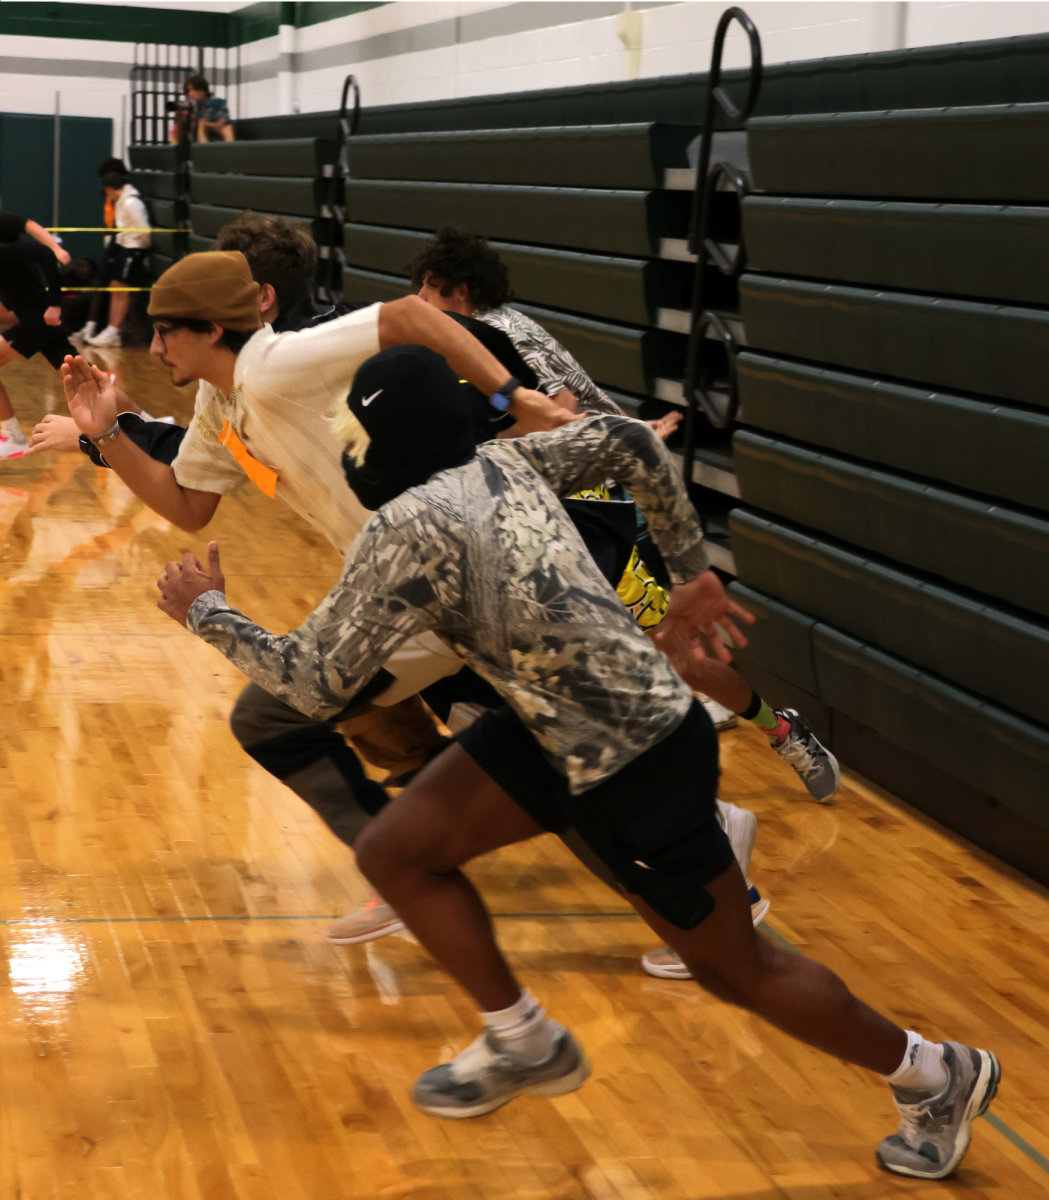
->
[[218, 421, 278, 498]]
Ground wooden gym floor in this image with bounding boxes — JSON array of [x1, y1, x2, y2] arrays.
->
[[0, 347, 1047, 1200]]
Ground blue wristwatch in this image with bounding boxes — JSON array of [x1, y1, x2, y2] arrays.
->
[[489, 376, 521, 414]]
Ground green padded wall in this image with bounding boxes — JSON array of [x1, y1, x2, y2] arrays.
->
[[347, 124, 697, 190], [740, 275, 1049, 409], [192, 139, 336, 177], [341, 267, 409, 304], [733, 430, 1049, 620], [748, 102, 1049, 201], [730, 509, 1049, 726], [342, 223, 696, 326], [743, 197, 1049, 305], [191, 173, 328, 217], [725, 582, 819, 696], [343, 180, 690, 257], [145, 199, 186, 228], [736, 354, 1049, 512], [188, 204, 325, 243], [130, 171, 180, 202], [129, 145, 186, 172], [814, 625, 1049, 828]]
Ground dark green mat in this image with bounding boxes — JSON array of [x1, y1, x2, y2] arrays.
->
[[740, 275, 1049, 409], [128, 144, 186, 172], [188, 203, 325, 243], [192, 138, 336, 177], [733, 430, 1049, 620], [191, 173, 328, 217], [736, 353, 1049, 513], [129, 171, 182, 202]]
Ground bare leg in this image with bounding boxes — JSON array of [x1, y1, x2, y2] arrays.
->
[[0, 379, 14, 422], [631, 860, 907, 1074], [355, 744, 545, 1011], [0, 340, 26, 421], [108, 289, 130, 330]]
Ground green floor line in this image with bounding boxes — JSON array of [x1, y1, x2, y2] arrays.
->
[[764, 924, 1048, 1178]]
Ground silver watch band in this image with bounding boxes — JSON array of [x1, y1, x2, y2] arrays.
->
[[92, 421, 121, 446]]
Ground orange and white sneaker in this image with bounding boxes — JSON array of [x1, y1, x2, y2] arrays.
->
[[325, 889, 406, 944], [0, 431, 27, 461]]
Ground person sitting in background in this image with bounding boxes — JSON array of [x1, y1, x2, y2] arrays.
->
[[185, 74, 235, 143], [72, 174, 151, 349]]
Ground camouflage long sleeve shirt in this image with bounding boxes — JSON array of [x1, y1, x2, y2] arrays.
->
[[188, 414, 709, 794]]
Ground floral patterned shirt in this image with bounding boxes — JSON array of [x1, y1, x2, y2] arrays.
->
[[188, 415, 708, 794]]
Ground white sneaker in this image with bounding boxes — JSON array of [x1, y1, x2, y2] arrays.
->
[[325, 889, 405, 944], [716, 799, 756, 876], [0, 431, 27, 461], [641, 882, 770, 979], [701, 694, 738, 730], [87, 326, 122, 348], [69, 324, 94, 346]]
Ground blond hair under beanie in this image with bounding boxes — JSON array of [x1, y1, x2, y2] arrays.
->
[[148, 251, 263, 331]]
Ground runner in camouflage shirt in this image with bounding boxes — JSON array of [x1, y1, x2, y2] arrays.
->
[[184, 412, 709, 795]]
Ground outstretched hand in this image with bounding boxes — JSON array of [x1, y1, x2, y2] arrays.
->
[[157, 542, 226, 628], [25, 414, 81, 456], [61, 354, 120, 438], [510, 387, 582, 435], [652, 569, 755, 683]]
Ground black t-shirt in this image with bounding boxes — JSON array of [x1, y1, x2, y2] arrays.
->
[[0, 215, 61, 314]]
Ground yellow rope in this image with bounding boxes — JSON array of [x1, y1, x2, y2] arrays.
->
[[61, 286, 153, 292]]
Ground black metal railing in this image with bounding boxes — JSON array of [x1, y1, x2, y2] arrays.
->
[[681, 7, 762, 479], [324, 74, 360, 300], [130, 43, 240, 146]]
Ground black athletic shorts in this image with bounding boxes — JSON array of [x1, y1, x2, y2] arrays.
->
[[2, 308, 77, 369], [457, 699, 733, 929], [100, 245, 149, 287]]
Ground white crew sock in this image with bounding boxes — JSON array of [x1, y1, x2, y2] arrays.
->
[[881, 1031, 949, 1095], [1, 417, 25, 442], [482, 989, 557, 1064]]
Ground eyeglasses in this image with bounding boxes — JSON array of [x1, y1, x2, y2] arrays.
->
[[152, 322, 182, 351]]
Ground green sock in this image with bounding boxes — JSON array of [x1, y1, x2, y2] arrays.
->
[[749, 700, 782, 739]]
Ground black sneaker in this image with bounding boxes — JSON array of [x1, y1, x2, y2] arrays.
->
[[877, 1041, 1001, 1179], [772, 708, 840, 803]]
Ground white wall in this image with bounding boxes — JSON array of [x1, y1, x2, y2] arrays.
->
[[7, 1, 1049, 136]]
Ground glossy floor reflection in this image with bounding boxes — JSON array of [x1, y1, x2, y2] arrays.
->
[[0, 349, 1047, 1198]]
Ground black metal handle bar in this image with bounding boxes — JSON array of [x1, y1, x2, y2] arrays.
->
[[326, 74, 360, 299], [681, 7, 762, 483]]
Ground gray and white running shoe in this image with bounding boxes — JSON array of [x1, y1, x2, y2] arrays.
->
[[773, 708, 841, 803], [413, 1026, 590, 1118], [877, 1041, 1001, 1179]]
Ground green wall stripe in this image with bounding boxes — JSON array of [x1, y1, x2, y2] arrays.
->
[[0, 1, 389, 48]]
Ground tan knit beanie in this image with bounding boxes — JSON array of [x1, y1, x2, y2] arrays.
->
[[148, 251, 263, 331]]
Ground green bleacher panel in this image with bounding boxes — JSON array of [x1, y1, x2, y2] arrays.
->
[[730, 508, 1049, 725], [188, 203, 326, 244], [513, 302, 683, 396], [130, 171, 180, 202], [341, 267, 410, 304], [342, 223, 696, 326], [191, 138, 336, 177], [347, 124, 697, 190], [146, 199, 186, 228], [343, 180, 691, 257], [814, 625, 1049, 828], [188, 233, 214, 254], [733, 430, 1049, 620], [191, 173, 329, 217], [725, 581, 820, 695], [743, 197, 1049, 305], [128, 144, 186, 172], [150, 231, 184, 258], [149, 252, 173, 277], [740, 275, 1049, 410], [736, 354, 1049, 512], [748, 102, 1049, 201]]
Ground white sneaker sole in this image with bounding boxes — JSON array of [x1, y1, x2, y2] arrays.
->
[[880, 1049, 1001, 1180], [642, 898, 770, 979], [414, 1056, 592, 1119], [325, 917, 406, 945]]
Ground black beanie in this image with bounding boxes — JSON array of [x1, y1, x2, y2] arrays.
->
[[340, 344, 477, 510]]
